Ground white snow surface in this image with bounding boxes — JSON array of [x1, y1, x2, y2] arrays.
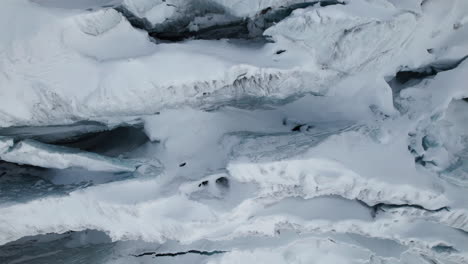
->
[[0, 0, 468, 263]]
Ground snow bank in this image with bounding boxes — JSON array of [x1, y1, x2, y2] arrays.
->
[[0, 0, 443, 127], [0, 139, 142, 172], [228, 157, 448, 210]]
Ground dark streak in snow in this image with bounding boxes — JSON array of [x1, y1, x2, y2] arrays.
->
[[133, 250, 227, 258]]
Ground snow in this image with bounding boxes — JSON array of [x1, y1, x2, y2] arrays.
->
[[0, 0, 417, 127], [264, 0, 418, 75], [0, 139, 144, 172], [1, 0, 468, 263], [121, 0, 177, 26], [118, 0, 326, 30], [228, 157, 448, 210], [0, 137, 14, 153]]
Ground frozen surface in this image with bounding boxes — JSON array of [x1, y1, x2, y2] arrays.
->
[[1, 0, 468, 263]]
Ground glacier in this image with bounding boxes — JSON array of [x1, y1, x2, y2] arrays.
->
[[0, 0, 468, 263]]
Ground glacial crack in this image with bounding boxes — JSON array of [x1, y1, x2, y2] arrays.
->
[[0, 121, 109, 144], [0, 122, 151, 159], [356, 200, 450, 218], [133, 249, 227, 258], [389, 54, 468, 94], [115, 0, 345, 42], [56, 125, 151, 157]]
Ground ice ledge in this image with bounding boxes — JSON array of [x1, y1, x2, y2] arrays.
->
[[227, 158, 449, 211], [0, 138, 153, 173]]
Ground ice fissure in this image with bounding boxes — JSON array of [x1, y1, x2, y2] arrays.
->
[[116, 0, 345, 42], [133, 250, 227, 258]]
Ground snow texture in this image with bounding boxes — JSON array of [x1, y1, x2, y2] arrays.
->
[[0, 0, 468, 263]]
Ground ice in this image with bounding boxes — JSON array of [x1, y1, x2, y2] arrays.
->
[[228, 157, 448, 210], [264, 0, 418, 74], [75, 9, 123, 36], [31, 0, 123, 9], [0, 138, 145, 172], [0, 137, 14, 154], [1, 0, 468, 263], [0, 121, 111, 145], [121, 0, 177, 26], [0, 0, 406, 127], [118, 0, 326, 31]]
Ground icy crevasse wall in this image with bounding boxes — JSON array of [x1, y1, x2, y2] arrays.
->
[[0, 0, 468, 263]]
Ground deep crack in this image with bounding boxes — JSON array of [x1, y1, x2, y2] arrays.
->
[[356, 200, 450, 218], [133, 249, 227, 258], [115, 0, 345, 42], [390, 54, 468, 92]]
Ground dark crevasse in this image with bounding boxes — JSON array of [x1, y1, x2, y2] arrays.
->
[[0, 124, 155, 204], [388, 54, 468, 95], [0, 230, 115, 264], [115, 0, 345, 42]]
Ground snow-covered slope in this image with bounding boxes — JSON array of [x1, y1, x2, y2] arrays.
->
[[0, 0, 468, 263]]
